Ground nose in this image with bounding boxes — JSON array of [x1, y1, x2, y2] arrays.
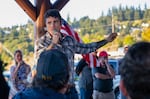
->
[[49, 22, 55, 27]]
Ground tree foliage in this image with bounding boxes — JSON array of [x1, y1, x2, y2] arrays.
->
[[0, 21, 34, 67], [0, 4, 150, 69], [142, 27, 150, 42]]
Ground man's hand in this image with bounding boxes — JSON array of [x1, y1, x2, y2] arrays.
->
[[47, 30, 62, 50], [106, 33, 117, 42], [105, 60, 115, 78], [52, 30, 61, 44], [104, 59, 109, 66]]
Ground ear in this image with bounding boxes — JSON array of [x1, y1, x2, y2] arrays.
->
[[120, 79, 128, 96]]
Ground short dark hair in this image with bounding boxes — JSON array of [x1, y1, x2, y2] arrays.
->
[[119, 42, 150, 99], [32, 49, 69, 91], [44, 9, 61, 22], [14, 49, 22, 56]]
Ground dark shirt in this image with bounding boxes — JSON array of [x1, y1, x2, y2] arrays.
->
[[78, 66, 93, 90], [0, 64, 10, 99], [13, 87, 66, 99], [92, 66, 113, 92]]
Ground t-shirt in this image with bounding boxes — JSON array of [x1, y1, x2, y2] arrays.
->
[[92, 66, 113, 92], [78, 66, 93, 90]]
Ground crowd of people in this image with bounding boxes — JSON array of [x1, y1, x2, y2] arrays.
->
[[0, 9, 150, 99], [35, 9, 117, 99]]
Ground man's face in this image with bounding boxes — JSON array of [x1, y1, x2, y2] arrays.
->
[[45, 16, 61, 35]]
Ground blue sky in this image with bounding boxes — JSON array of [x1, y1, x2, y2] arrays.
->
[[0, 0, 150, 27]]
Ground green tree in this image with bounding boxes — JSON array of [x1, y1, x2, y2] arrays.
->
[[123, 35, 135, 45], [142, 28, 150, 42], [117, 4, 125, 21], [143, 9, 150, 20], [124, 6, 130, 20]]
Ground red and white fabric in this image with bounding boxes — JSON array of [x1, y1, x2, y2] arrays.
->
[[61, 19, 99, 68]]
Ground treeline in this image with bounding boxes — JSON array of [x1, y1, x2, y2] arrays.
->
[[0, 20, 34, 67], [69, 4, 150, 35], [0, 4, 150, 69], [66, 4, 150, 48]]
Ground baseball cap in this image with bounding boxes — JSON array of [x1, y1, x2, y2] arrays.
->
[[36, 49, 69, 83], [99, 51, 108, 57]]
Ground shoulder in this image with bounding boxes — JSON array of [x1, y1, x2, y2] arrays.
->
[[24, 63, 31, 68], [13, 88, 33, 99], [10, 66, 16, 71], [21, 62, 30, 69], [11, 65, 15, 69], [39, 33, 47, 40], [38, 32, 50, 42], [62, 35, 76, 46], [64, 35, 75, 41], [25, 63, 30, 67], [92, 67, 100, 71], [13, 91, 24, 99]]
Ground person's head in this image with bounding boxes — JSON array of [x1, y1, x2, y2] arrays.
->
[[124, 46, 129, 54], [44, 9, 62, 35], [14, 50, 23, 65], [32, 49, 69, 94], [98, 51, 108, 65], [99, 51, 108, 59], [119, 42, 150, 99]]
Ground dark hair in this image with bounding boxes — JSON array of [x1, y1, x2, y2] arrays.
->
[[119, 42, 150, 99], [14, 49, 22, 56], [44, 9, 61, 22], [0, 60, 10, 99], [75, 58, 88, 76], [32, 50, 69, 92], [14, 49, 22, 65]]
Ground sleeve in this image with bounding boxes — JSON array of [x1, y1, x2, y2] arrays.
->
[[27, 65, 31, 74], [25, 64, 31, 76], [91, 67, 99, 76], [35, 34, 51, 62], [35, 36, 48, 61], [75, 58, 87, 75], [72, 37, 108, 54], [10, 66, 15, 80], [12, 92, 21, 99]]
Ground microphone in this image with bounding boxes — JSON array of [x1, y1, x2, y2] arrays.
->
[[53, 29, 59, 35], [52, 30, 62, 46]]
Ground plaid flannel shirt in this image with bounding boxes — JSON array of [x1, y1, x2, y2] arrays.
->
[[36, 32, 108, 84]]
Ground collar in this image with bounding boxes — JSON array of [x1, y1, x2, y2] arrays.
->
[[45, 32, 52, 39]]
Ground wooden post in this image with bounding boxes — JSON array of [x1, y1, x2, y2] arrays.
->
[[15, 0, 69, 39], [34, 0, 52, 39], [15, 0, 36, 21], [15, 0, 69, 76]]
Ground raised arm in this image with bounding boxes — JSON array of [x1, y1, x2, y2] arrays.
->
[[74, 33, 117, 54]]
